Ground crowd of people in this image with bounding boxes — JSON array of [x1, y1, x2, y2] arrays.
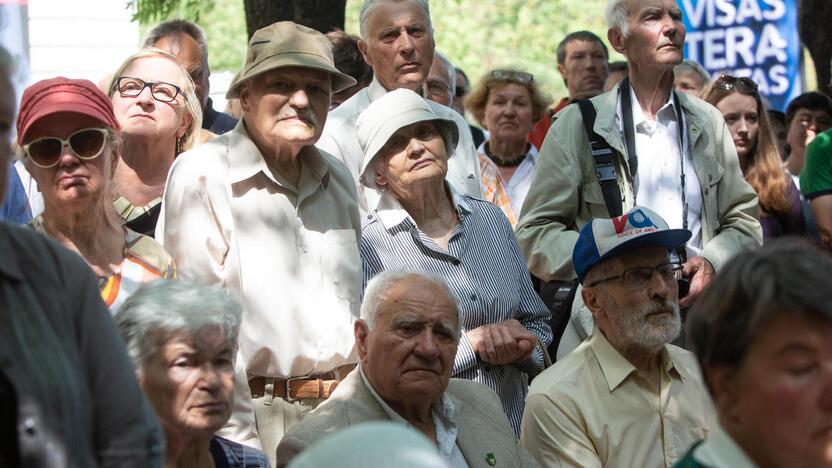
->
[[2, 0, 832, 467]]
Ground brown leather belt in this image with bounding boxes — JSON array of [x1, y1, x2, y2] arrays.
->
[[248, 364, 356, 401]]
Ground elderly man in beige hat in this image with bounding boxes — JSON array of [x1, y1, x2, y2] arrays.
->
[[317, 0, 483, 214], [157, 21, 362, 464]]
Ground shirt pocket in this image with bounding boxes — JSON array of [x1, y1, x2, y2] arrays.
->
[[319, 229, 362, 304]]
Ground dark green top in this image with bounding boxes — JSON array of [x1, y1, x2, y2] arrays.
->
[[802, 129, 832, 199], [672, 442, 712, 468]]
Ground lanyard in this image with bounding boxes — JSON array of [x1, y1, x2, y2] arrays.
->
[[620, 77, 689, 260]]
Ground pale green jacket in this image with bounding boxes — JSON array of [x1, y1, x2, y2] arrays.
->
[[516, 82, 762, 282]]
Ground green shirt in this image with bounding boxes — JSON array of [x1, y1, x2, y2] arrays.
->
[[801, 129, 832, 199]]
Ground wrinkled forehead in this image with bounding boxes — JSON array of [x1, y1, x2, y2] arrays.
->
[[382, 282, 459, 326], [367, 1, 431, 33], [123, 55, 189, 87]]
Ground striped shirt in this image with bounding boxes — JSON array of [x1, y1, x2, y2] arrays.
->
[[359, 185, 553, 435]]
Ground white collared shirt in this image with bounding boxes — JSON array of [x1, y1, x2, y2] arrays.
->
[[360, 368, 469, 468], [477, 142, 539, 217], [617, 85, 703, 254], [317, 77, 482, 214]]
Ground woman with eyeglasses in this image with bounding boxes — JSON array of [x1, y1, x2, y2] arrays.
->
[[17, 77, 175, 313], [356, 89, 552, 435], [465, 69, 549, 227], [108, 48, 203, 236], [703, 75, 806, 240]]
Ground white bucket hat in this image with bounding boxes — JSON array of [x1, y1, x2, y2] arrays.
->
[[356, 89, 459, 189]]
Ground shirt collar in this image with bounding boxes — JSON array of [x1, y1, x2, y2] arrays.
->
[[590, 329, 684, 392], [367, 76, 390, 102], [374, 182, 472, 230], [0, 224, 24, 281], [359, 366, 457, 427], [228, 119, 329, 190], [626, 84, 678, 131], [476, 142, 539, 164]]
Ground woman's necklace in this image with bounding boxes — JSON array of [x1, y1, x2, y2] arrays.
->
[[484, 142, 529, 167]]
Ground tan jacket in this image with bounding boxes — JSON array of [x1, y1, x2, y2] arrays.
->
[[276, 370, 540, 468], [516, 82, 762, 282]]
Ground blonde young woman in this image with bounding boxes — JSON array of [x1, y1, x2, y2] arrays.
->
[[108, 48, 203, 236]]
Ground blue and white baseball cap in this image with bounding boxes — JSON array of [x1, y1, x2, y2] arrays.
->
[[572, 206, 691, 284]]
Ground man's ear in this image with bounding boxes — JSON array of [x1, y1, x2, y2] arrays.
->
[[354, 319, 370, 361], [556, 63, 567, 80], [706, 365, 741, 425], [581, 285, 606, 323], [358, 40, 373, 68], [608, 28, 626, 56]]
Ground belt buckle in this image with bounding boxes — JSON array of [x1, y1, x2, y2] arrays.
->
[[284, 375, 321, 403]]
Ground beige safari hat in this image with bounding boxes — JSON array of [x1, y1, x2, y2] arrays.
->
[[226, 21, 357, 99], [357, 89, 459, 189]]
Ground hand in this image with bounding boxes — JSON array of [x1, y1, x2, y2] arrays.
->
[[679, 255, 715, 308], [466, 320, 537, 366]]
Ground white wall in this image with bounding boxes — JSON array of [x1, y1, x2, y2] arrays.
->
[[27, 0, 141, 86]]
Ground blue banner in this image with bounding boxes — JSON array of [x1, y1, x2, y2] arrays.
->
[[680, 0, 801, 112]]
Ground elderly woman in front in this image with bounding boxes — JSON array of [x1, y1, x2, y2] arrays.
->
[[465, 69, 549, 226], [356, 89, 552, 435], [108, 48, 203, 236], [677, 240, 832, 468], [116, 280, 270, 468], [17, 77, 174, 313]]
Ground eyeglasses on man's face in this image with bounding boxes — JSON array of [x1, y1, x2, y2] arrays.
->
[[586, 262, 683, 289]]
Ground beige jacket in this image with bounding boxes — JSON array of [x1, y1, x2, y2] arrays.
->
[[276, 370, 540, 468], [516, 82, 762, 282]]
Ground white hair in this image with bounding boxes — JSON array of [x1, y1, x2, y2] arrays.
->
[[361, 270, 461, 333], [674, 59, 711, 84], [359, 0, 433, 40], [115, 280, 242, 375], [605, 0, 631, 37], [433, 50, 456, 95]]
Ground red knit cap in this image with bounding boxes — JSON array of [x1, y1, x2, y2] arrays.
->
[[16, 77, 120, 144]]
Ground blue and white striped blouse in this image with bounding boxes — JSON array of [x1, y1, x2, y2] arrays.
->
[[359, 186, 553, 435]]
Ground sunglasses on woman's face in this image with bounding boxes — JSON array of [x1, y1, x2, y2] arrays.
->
[[715, 75, 758, 92], [22, 127, 109, 169]]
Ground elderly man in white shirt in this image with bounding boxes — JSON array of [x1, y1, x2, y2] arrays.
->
[[157, 21, 362, 465], [317, 0, 482, 213]]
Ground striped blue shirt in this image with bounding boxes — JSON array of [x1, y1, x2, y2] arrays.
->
[[359, 186, 553, 435]]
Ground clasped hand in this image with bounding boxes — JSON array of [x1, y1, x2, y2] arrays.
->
[[466, 319, 537, 365]]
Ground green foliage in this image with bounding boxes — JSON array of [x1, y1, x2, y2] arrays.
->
[[346, 0, 620, 103], [131, 0, 620, 100], [130, 0, 247, 75]]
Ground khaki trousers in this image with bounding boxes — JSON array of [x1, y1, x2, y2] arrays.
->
[[252, 385, 322, 467]]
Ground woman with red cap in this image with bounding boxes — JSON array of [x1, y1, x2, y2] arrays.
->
[[17, 76, 175, 313]]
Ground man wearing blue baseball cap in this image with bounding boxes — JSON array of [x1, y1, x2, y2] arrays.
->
[[520, 206, 714, 468]]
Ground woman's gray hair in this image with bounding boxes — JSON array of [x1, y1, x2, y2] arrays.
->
[[605, 0, 631, 37], [687, 239, 832, 394], [115, 280, 242, 374], [359, 0, 433, 39], [107, 48, 203, 154], [674, 59, 711, 85], [361, 270, 461, 333]]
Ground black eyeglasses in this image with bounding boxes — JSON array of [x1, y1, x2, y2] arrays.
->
[[586, 262, 683, 288], [22, 127, 109, 169], [114, 76, 184, 103], [490, 70, 534, 84], [715, 75, 758, 92]]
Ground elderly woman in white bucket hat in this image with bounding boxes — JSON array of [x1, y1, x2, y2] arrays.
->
[[357, 88, 552, 435]]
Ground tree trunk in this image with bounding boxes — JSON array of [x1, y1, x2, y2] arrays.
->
[[798, 0, 832, 96], [243, 0, 347, 38]]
